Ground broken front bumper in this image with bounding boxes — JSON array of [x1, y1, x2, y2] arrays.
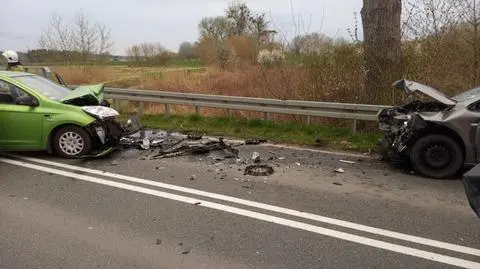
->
[[83, 115, 143, 157], [378, 111, 426, 160]]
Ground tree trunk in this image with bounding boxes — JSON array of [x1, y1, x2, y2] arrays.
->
[[361, 0, 403, 105]]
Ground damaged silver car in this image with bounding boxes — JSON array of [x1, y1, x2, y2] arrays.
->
[[378, 79, 480, 179]]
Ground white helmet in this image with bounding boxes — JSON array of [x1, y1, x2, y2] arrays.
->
[[2, 50, 19, 63]]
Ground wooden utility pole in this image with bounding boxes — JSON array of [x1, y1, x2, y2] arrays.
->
[[361, 0, 403, 104]]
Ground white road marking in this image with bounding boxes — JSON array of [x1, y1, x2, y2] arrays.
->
[[1, 157, 480, 269], [9, 154, 480, 258]]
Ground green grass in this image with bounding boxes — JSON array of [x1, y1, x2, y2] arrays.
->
[[120, 113, 382, 152]]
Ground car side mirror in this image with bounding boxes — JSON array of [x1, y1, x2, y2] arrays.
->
[[463, 165, 480, 218], [16, 95, 39, 107]]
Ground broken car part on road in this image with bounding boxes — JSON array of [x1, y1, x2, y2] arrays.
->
[[118, 123, 275, 175], [378, 79, 480, 179], [119, 127, 243, 159]]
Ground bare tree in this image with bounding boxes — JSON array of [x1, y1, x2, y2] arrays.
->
[[38, 10, 114, 64], [72, 10, 99, 63], [199, 16, 232, 40], [403, 0, 461, 40], [226, 1, 252, 35], [39, 13, 74, 62], [97, 24, 114, 56], [127, 45, 141, 65], [361, 0, 403, 104]]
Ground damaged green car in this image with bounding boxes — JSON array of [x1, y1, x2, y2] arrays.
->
[[0, 70, 131, 158]]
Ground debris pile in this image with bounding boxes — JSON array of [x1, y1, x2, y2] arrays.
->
[[119, 129, 240, 159], [117, 120, 274, 176]]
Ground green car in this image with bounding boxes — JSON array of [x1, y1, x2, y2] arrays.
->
[[0, 70, 128, 158]]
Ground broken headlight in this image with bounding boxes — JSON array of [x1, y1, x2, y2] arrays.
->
[[82, 106, 119, 120]]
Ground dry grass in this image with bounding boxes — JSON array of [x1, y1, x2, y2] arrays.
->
[[52, 34, 480, 131]]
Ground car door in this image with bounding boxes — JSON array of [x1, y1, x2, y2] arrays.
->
[[0, 79, 44, 150]]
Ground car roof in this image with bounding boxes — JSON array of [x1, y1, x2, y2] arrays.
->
[[0, 71, 35, 78]]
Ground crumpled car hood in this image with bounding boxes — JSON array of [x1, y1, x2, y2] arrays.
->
[[393, 79, 456, 106], [61, 84, 105, 106]]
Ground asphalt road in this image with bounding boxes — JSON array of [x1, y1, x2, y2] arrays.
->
[[1, 143, 480, 269]]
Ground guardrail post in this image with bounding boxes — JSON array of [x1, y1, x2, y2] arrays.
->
[[112, 99, 119, 111], [352, 119, 357, 134], [227, 109, 233, 118], [195, 105, 200, 116], [306, 116, 312, 125], [264, 112, 271, 121], [164, 104, 171, 118], [139, 102, 144, 116]]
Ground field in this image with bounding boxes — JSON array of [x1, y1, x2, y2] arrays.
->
[[49, 64, 382, 152]]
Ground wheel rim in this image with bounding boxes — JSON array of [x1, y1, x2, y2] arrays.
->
[[59, 131, 84, 156], [422, 144, 451, 169]]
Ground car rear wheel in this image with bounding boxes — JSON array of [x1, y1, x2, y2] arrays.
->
[[53, 126, 92, 158], [410, 134, 464, 179]]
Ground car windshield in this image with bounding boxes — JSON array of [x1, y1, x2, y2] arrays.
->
[[451, 87, 480, 102], [14, 75, 71, 101]]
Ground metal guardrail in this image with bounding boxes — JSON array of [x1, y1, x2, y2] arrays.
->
[[100, 87, 392, 133], [27, 66, 390, 133]]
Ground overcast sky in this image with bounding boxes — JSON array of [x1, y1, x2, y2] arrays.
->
[[1, 0, 363, 55]]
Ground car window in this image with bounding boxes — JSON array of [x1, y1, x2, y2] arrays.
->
[[0, 79, 30, 104], [13, 75, 71, 101]]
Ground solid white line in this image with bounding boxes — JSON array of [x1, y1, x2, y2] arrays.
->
[[1, 157, 479, 269], [10, 154, 480, 258]]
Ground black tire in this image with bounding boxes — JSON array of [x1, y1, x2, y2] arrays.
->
[[53, 126, 92, 159], [410, 134, 464, 179]]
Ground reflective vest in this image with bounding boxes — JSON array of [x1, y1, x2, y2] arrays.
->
[[8, 65, 25, 72]]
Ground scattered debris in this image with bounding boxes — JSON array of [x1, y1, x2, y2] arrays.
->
[[88, 227, 93, 230], [278, 157, 286, 160], [194, 202, 201, 205], [334, 168, 345, 173], [23, 197, 28, 200], [155, 166, 165, 170], [295, 162, 301, 166], [110, 160, 119, 166], [182, 247, 191, 254], [156, 239, 162, 245], [245, 139, 267, 145], [340, 160, 356, 164], [333, 182, 343, 186], [251, 152, 261, 163], [153, 136, 239, 159], [244, 164, 275, 176], [141, 138, 150, 150], [189, 175, 197, 181]]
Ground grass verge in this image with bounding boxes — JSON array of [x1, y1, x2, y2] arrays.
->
[[121, 113, 382, 153]]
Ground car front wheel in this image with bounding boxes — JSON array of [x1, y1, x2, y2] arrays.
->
[[53, 126, 92, 158], [410, 134, 464, 179]]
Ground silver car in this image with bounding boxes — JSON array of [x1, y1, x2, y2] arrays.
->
[[378, 79, 480, 179]]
